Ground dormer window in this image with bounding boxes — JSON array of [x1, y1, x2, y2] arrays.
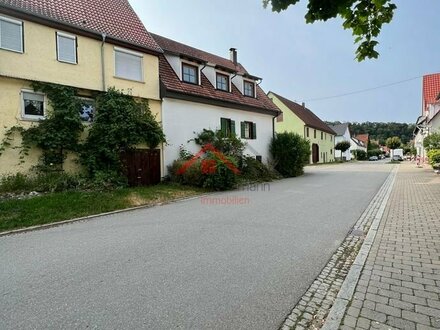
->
[[244, 80, 255, 97], [216, 73, 229, 91], [182, 63, 198, 84]]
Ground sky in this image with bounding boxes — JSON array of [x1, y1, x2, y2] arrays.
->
[[129, 0, 440, 124]]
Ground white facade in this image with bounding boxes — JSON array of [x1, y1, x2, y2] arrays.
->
[[334, 128, 352, 161], [350, 138, 367, 153], [162, 98, 274, 174]]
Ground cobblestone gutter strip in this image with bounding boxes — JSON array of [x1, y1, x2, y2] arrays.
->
[[280, 166, 398, 330]]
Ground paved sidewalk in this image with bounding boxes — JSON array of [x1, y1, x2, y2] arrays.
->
[[340, 163, 440, 330]]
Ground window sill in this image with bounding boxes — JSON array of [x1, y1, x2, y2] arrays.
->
[[182, 80, 199, 86], [216, 88, 231, 93], [57, 59, 77, 65], [113, 76, 145, 84], [20, 116, 45, 122], [1, 47, 23, 54]]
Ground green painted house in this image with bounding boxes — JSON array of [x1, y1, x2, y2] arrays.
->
[[268, 92, 336, 164]]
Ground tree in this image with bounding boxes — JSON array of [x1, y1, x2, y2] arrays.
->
[[263, 0, 397, 61], [335, 140, 351, 161], [270, 132, 310, 177], [385, 136, 401, 157], [423, 132, 440, 151]]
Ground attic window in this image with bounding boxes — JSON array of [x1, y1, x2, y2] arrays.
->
[[0, 15, 23, 53], [182, 63, 198, 84], [244, 80, 255, 97], [216, 73, 229, 91]]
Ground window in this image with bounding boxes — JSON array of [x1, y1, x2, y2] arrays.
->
[[314, 129, 317, 138], [56, 32, 77, 64], [182, 63, 198, 84], [0, 16, 23, 53], [79, 98, 95, 122], [306, 127, 309, 137], [241, 121, 257, 139], [330, 135, 333, 142], [216, 73, 229, 91], [114, 47, 143, 82], [220, 117, 235, 136], [330, 149, 333, 154], [321, 132, 324, 140], [244, 80, 255, 97], [22, 91, 45, 119]]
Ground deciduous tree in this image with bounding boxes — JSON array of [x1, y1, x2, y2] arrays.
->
[[263, 0, 397, 61]]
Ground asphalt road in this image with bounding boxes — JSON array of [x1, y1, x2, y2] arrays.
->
[[0, 162, 392, 330]]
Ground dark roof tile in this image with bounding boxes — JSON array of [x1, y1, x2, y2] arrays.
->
[[270, 92, 336, 135], [0, 0, 162, 52]]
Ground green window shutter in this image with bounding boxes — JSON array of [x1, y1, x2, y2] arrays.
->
[[230, 120, 236, 136], [252, 123, 257, 139], [240, 121, 245, 138], [220, 118, 227, 135]]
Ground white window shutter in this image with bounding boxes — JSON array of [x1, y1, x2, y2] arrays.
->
[[0, 18, 23, 52], [57, 33, 76, 63], [115, 50, 143, 81]]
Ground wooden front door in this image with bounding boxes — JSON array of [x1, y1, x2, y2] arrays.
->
[[312, 144, 319, 164], [120, 149, 161, 186]]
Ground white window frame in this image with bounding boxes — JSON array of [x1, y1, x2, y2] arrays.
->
[[181, 60, 200, 85], [0, 15, 24, 53], [243, 79, 256, 98], [114, 47, 144, 82], [56, 31, 77, 64], [216, 71, 230, 92], [21, 89, 46, 121]]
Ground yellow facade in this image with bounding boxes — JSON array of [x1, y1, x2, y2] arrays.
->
[[269, 92, 335, 164], [0, 18, 160, 100], [0, 15, 163, 176]]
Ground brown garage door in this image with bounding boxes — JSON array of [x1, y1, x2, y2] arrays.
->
[[120, 149, 161, 187]]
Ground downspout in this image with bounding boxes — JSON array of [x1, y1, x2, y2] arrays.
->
[[101, 33, 107, 91]]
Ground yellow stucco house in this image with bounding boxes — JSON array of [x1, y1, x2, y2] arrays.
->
[[268, 92, 336, 164], [0, 0, 163, 178]]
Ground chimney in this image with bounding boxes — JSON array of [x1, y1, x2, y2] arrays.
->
[[229, 48, 237, 65], [302, 102, 305, 108]]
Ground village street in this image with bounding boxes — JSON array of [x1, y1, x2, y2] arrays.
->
[[0, 162, 394, 330]]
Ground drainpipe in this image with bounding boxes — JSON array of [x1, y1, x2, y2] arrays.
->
[[101, 33, 107, 91]]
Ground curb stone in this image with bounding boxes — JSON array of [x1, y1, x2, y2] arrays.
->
[[279, 165, 398, 330]]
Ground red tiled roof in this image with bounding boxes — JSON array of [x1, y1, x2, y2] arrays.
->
[[423, 73, 440, 111], [153, 35, 279, 115], [0, 0, 162, 52], [270, 92, 336, 135], [152, 33, 248, 75], [355, 134, 369, 146]]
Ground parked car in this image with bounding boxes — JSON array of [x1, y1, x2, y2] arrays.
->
[[369, 156, 379, 161], [392, 155, 403, 161]]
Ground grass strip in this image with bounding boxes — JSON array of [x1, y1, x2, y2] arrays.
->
[[0, 184, 203, 233]]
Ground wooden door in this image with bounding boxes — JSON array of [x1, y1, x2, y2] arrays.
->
[[312, 144, 319, 164], [120, 149, 161, 186]]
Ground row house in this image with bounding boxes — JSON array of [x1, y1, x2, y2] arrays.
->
[[269, 92, 336, 164], [0, 0, 163, 176], [151, 34, 280, 173]]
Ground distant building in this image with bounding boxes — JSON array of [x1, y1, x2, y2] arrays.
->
[[328, 123, 352, 161]]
